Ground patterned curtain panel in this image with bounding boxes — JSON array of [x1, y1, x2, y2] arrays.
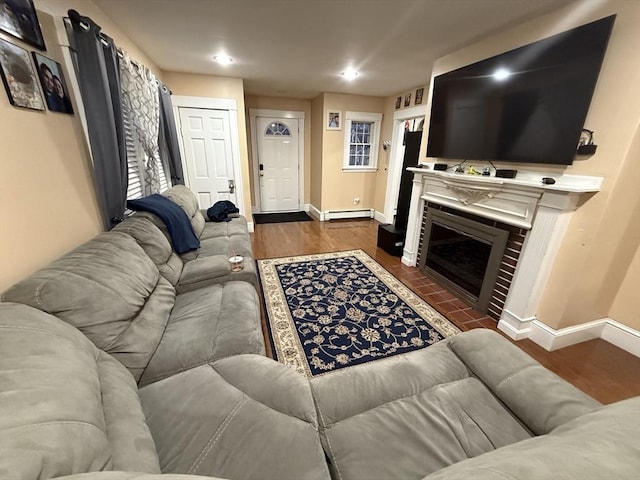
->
[[119, 53, 162, 195]]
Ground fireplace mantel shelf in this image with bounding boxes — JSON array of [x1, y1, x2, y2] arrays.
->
[[407, 166, 603, 193]]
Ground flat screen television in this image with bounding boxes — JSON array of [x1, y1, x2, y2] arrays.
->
[[426, 15, 615, 165]]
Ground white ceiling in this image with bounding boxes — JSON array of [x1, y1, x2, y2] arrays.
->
[[93, 0, 577, 99]]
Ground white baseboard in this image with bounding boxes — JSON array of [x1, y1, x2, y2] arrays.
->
[[601, 318, 640, 357], [324, 209, 373, 221], [308, 204, 324, 221], [247, 221, 255, 233], [303, 203, 310, 212], [509, 316, 640, 357], [373, 210, 386, 223], [497, 309, 536, 340], [528, 319, 604, 351]]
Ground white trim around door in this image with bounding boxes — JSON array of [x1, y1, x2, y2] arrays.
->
[[382, 104, 428, 224], [171, 95, 246, 219], [249, 108, 305, 213]]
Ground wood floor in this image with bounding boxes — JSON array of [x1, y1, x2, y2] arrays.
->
[[251, 217, 640, 405]]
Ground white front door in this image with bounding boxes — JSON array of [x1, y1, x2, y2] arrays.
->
[[178, 107, 237, 209], [256, 117, 300, 212]]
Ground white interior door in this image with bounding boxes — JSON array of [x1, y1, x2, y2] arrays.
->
[[178, 107, 237, 209], [256, 117, 300, 212]]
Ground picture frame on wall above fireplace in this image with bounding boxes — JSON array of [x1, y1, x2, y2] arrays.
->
[[0, 0, 46, 51]]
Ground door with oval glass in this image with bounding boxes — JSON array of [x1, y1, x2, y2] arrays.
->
[[256, 117, 300, 212]]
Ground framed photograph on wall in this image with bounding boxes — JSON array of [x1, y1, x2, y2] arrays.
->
[[395, 96, 401, 109], [0, 0, 46, 51], [404, 93, 411, 107], [327, 110, 341, 130], [32, 52, 73, 113], [0, 37, 44, 110], [415, 87, 424, 105]]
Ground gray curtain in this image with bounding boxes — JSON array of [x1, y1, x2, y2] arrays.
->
[[159, 83, 184, 185], [68, 10, 127, 230]]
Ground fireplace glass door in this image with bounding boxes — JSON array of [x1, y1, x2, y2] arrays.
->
[[419, 209, 508, 312]]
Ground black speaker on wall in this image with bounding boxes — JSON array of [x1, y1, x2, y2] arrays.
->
[[377, 131, 422, 256], [394, 131, 422, 231]]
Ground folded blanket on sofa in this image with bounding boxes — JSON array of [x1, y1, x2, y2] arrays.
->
[[128, 195, 200, 253]]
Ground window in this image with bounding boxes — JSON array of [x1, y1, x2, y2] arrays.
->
[[265, 121, 291, 136], [343, 111, 382, 171]]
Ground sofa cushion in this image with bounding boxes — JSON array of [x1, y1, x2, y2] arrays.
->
[[1, 231, 175, 382], [114, 216, 184, 286], [421, 397, 640, 479], [139, 355, 331, 480], [0, 303, 160, 479], [138, 281, 264, 386], [447, 329, 601, 434], [310, 341, 532, 480], [200, 216, 249, 240]]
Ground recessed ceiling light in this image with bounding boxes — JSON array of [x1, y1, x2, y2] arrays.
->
[[213, 54, 234, 65], [493, 68, 511, 81], [341, 69, 359, 80]]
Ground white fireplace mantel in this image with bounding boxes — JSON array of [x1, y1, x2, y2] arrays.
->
[[403, 165, 603, 347]]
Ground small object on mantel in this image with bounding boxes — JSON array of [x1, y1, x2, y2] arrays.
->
[[416, 163, 429, 169], [454, 166, 465, 173], [542, 177, 556, 185], [482, 166, 491, 176], [467, 166, 481, 175]]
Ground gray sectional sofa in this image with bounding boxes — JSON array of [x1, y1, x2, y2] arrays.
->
[[1, 186, 638, 480]]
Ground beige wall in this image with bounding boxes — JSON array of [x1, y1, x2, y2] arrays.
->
[[420, 0, 640, 330], [610, 245, 640, 330], [244, 95, 312, 206], [310, 94, 324, 209], [0, 0, 162, 292], [321, 93, 385, 212], [161, 72, 252, 220]]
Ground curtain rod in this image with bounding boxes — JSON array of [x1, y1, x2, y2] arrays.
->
[[68, 10, 168, 92]]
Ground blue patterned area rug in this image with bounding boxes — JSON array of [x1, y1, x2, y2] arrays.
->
[[257, 250, 460, 378]]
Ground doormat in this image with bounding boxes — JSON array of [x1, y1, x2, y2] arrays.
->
[[257, 250, 460, 378], [253, 211, 314, 224]]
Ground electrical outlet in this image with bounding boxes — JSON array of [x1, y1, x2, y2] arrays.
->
[[353, 197, 360, 205]]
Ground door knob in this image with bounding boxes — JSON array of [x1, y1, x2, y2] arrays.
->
[[228, 179, 235, 194]]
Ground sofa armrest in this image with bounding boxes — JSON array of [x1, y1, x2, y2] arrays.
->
[[54, 473, 228, 480], [200, 208, 211, 221], [420, 397, 640, 479], [447, 329, 600, 435]]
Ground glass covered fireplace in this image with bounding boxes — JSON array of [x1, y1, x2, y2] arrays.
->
[[418, 208, 509, 313]]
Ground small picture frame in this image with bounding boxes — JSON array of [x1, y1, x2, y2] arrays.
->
[[415, 87, 424, 105], [32, 52, 74, 114], [404, 93, 411, 107], [327, 110, 341, 130], [0, 37, 44, 110], [0, 0, 46, 51], [395, 96, 401, 109]]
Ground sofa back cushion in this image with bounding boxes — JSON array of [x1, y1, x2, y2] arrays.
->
[[0, 303, 160, 479], [163, 185, 206, 238], [114, 216, 184, 286], [1, 231, 175, 382]]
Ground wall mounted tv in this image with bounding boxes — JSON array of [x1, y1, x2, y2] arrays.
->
[[426, 15, 615, 165]]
